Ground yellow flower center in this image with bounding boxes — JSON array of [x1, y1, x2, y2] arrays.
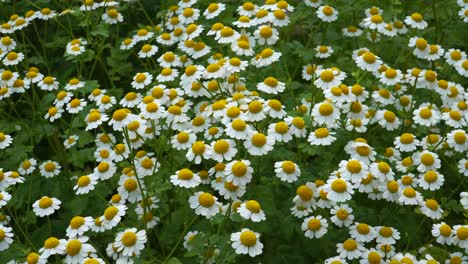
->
[[44, 237, 60, 249], [415, 38, 427, 50], [104, 206, 118, 220], [248, 101, 263, 113], [343, 239, 358, 251], [368, 252, 382, 264], [112, 109, 128, 121], [77, 175, 91, 187], [231, 119, 247, 131], [231, 161, 247, 177], [387, 181, 399, 193], [356, 223, 370, 234], [331, 179, 347, 193], [400, 133, 414, 144], [192, 141, 206, 155], [275, 122, 289, 134], [122, 231, 138, 246], [251, 133, 267, 147], [383, 111, 396, 122], [410, 13, 423, 22], [454, 132, 467, 144], [281, 161, 296, 174], [379, 227, 393, 237], [245, 200, 261, 213], [70, 216, 85, 229], [198, 193, 215, 207], [403, 187, 416, 198], [263, 77, 278, 87], [66, 240, 82, 256], [322, 6, 334, 16], [456, 227, 468, 240], [425, 199, 439, 210], [424, 171, 438, 183], [336, 208, 348, 220], [297, 185, 313, 200], [439, 224, 452, 237], [44, 162, 56, 172], [371, 15, 383, 23], [308, 219, 322, 231], [320, 70, 334, 82], [124, 178, 138, 191], [347, 160, 362, 174], [420, 153, 435, 166], [318, 103, 334, 116], [239, 230, 257, 247], [363, 52, 376, 64]]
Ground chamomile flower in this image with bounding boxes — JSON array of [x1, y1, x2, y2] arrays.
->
[[186, 141, 211, 164], [379, 68, 402, 86], [39, 160, 61, 178], [343, 26, 363, 37], [274, 160, 301, 183], [432, 222, 454, 245], [0, 225, 13, 251], [237, 200, 266, 222], [204, 3, 226, 19], [230, 228, 264, 257], [394, 133, 420, 152], [32, 196, 61, 217], [330, 204, 354, 227], [66, 98, 87, 114], [315, 45, 334, 58], [314, 69, 344, 90], [420, 199, 443, 219], [66, 216, 93, 238], [312, 101, 340, 126], [375, 226, 400, 245], [85, 109, 109, 131], [324, 177, 354, 203], [447, 129, 468, 152], [18, 158, 36, 175], [2, 51, 24, 65], [317, 5, 338, 22], [302, 215, 328, 239], [413, 150, 441, 173], [452, 225, 468, 249], [117, 174, 144, 203], [64, 237, 94, 263], [131, 72, 152, 90], [244, 132, 275, 156], [419, 170, 445, 191], [101, 204, 127, 230], [102, 8, 123, 24], [355, 51, 382, 72], [170, 168, 201, 188], [189, 191, 221, 219], [0, 133, 12, 149], [257, 77, 285, 94], [349, 222, 377, 243], [293, 182, 317, 207], [338, 159, 369, 183], [308, 127, 336, 146], [38, 76, 59, 91], [114, 228, 147, 257], [290, 204, 313, 218], [405, 12, 428, 29], [336, 239, 365, 260], [225, 118, 253, 140], [399, 187, 423, 205], [73, 174, 98, 195]]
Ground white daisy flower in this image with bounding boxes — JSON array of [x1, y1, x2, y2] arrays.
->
[[230, 228, 263, 257], [32, 196, 61, 217], [302, 215, 328, 239], [237, 200, 266, 222], [188, 191, 221, 219]]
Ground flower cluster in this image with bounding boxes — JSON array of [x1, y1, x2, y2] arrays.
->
[[0, 0, 466, 263]]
